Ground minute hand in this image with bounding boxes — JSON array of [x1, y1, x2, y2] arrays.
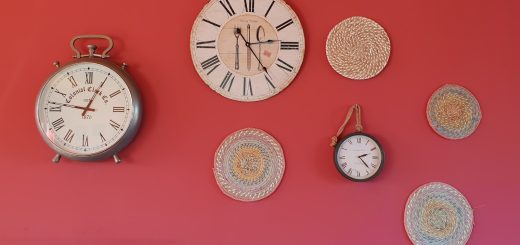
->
[[249, 40, 281, 45], [236, 28, 271, 78], [49, 101, 95, 112]]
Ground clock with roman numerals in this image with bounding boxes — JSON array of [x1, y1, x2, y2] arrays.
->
[[35, 35, 142, 163], [191, 0, 305, 101], [333, 133, 384, 182]]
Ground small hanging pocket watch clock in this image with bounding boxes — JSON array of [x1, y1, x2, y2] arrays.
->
[[35, 35, 142, 163], [330, 104, 384, 182]]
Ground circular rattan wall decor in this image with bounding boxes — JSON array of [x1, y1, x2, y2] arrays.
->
[[405, 182, 474, 245], [427, 84, 482, 140], [214, 128, 285, 202], [326, 16, 391, 80]]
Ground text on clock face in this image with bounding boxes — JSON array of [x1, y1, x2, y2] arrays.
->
[[336, 135, 383, 179], [191, 0, 305, 101], [39, 62, 133, 155]]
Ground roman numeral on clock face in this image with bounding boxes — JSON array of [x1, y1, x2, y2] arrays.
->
[[219, 0, 236, 16], [52, 117, 65, 132], [85, 72, 93, 84], [113, 107, 125, 113], [245, 0, 254, 12], [100, 132, 106, 143], [281, 42, 299, 50], [54, 89, 67, 98], [67, 76, 77, 87], [203, 19, 221, 28], [64, 129, 74, 143], [201, 55, 221, 75], [276, 19, 294, 31], [196, 40, 216, 49], [49, 106, 61, 112], [243, 78, 253, 96], [276, 58, 294, 72], [82, 134, 89, 147], [109, 120, 121, 130], [110, 90, 121, 98], [264, 74, 275, 89], [264, 0, 275, 17], [220, 71, 235, 91]]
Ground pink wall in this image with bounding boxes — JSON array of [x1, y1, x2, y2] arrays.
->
[[1, 0, 519, 244]]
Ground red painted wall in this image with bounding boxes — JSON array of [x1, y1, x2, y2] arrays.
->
[[1, 0, 519, 244]]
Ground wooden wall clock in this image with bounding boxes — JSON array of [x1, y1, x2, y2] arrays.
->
[[190, 0, 305, 102], [35, 35, 142, 163]]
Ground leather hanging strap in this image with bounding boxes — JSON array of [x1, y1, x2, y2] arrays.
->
[[330, 104, 363, 147]]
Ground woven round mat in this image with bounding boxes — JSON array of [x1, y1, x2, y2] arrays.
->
[[405, 182, 474, 245], [427, 84, 482, 140], [326, 16, 391, 80], [214, 128, 285, 202]]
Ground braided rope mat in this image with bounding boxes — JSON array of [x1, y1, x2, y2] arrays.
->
[[405, 182, 474, 245], [214, 128, 285, 202], [326, 16, 391, 80], [427, 84, 482, 140]]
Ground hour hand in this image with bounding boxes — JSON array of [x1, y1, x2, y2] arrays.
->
[[249, 40, 281, 45], [48, 101, 95, 111], [235, 28, 272, 78], [358, 154, 369, 168]]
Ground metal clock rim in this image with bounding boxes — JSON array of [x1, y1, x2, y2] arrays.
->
[[35, 57, 142, 162], [332, 132, 385, 182]]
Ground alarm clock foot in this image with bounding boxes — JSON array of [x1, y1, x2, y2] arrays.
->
[[113, 154, 122, 164], [52, 154, 61, 163]]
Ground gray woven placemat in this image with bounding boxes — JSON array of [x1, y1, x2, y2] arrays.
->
[[405, 182, 474, 245]]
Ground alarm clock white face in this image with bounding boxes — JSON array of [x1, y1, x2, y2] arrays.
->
[[36, 62, 134, 156], [335, 134, 384, 181], [191, 0, 305, 102]]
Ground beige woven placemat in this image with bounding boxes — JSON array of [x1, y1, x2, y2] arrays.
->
[[405, 182, 474, 245], [326, 16, 391, 80], [214, 128, 285, 202], [427, 84, 482, 140]]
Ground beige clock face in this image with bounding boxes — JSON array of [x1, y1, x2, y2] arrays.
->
[[191, 0, 305, 102], [36, 61, 134, 157]]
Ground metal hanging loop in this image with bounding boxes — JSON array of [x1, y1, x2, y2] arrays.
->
[[70, 35, 114, 59]]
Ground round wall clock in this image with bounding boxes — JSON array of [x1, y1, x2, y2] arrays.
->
[[330, 104, 384, 181], [333, 132, 384, 182], [35, 35, 142, 163], [190, 0, 305, 102]]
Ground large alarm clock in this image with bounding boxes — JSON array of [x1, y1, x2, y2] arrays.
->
[[35, 35, 142, 163], [190, 0, 305, 102]]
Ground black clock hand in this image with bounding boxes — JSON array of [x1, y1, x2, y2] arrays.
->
[[49, 101, 95, 111], [358, 155, 369, 168], [82, 77, 107, 116], [249, 39, 281, 45], [235, 28, 271, 78]]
